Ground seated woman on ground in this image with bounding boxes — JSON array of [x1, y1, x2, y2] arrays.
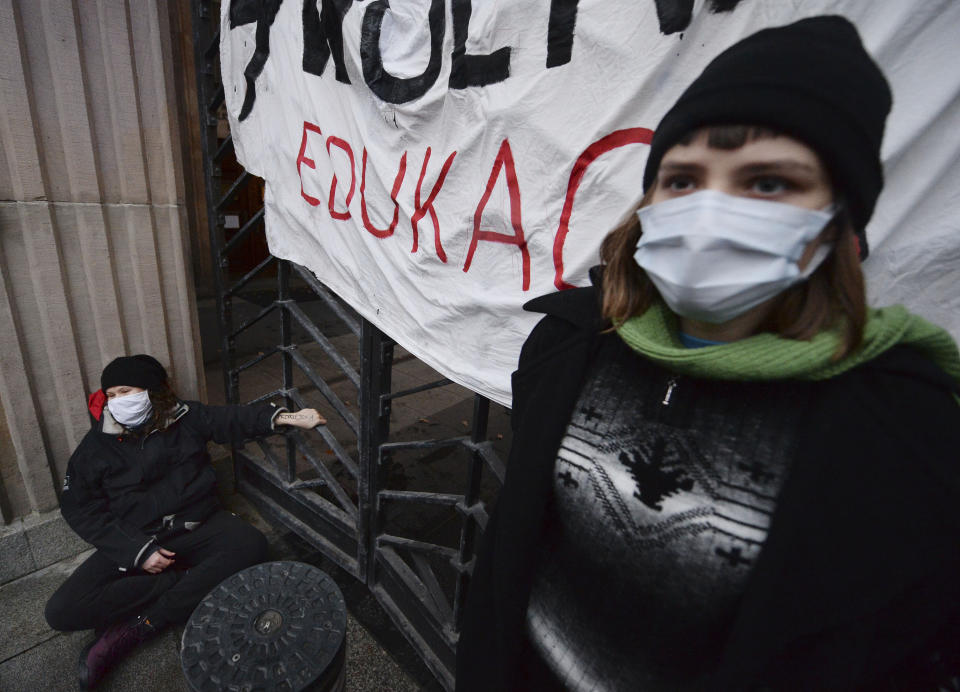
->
[[44, 354, 324, 690]]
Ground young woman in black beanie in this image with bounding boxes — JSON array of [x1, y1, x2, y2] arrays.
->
[[44, 354, 325, 689], [456, 15, 960, 692]]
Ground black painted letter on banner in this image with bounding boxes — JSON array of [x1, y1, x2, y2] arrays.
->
[[546, 0, 580, 68], [653, 0, 748, 35], [230, 0, 284, 121], [449, 0, 511, 89], [709, 0, 747, 12], [361, 0, 445, 104], [654, 0, 693, 35], [230, 0, 261, 26], [303, 0, 353, 84]]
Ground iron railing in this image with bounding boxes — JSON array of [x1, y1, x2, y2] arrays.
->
[[191, 2, 507, 688]]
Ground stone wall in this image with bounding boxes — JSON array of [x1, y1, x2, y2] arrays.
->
[[0, 0, 204, 533]]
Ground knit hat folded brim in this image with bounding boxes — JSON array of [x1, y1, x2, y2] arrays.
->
[[643, 15, 892, 256], [100, 354, 168, 391]]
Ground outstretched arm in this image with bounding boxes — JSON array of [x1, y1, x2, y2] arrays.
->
[[190, 401, 327, 444]]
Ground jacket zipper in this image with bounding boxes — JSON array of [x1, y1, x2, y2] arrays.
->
[[140, 427, 159, 450], [654, 376, 678, 423], [662, 376, 678, 407]]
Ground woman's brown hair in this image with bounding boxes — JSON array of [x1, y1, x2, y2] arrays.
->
[[146, 381, 181, 433], [600, 125, 867, 359]]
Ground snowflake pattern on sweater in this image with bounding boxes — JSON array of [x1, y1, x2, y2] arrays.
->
[[525, 337, 807, 691]]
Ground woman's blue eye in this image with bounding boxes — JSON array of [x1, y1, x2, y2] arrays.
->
[[663, 176, 696, 191], [750, 177, 791, 194]]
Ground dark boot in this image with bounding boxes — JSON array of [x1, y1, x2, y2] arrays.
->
[[77, 615, 161, 689]]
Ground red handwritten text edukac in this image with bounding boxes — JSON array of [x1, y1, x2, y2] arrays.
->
[[295, 120, 652, 291]]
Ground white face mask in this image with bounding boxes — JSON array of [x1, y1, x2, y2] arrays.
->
[[633, 190, 836, 324], [107, 390, 153, 428]]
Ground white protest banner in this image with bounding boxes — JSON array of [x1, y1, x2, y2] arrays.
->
[[221, 0, 960, 406]]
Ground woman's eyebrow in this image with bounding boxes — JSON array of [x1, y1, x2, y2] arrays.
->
[[737, 161, 817, 175], [658, 162, 704, 173]]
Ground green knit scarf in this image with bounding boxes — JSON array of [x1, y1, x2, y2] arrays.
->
[[616, 302, 960, 385]]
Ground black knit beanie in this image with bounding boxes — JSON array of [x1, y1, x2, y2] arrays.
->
[[643, 15, 892, 258], [100, 355, 168, 392]]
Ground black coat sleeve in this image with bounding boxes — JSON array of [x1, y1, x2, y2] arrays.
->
[[510, 314, 581, 433], [714, 347, 960, 691], [59, 445, 155, 568], [457, 309, 600, 691], [186, 401, 285, 445]]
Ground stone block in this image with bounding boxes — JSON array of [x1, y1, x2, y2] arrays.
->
[[23, 510, 91, 570], [0, 521, 36, 584]]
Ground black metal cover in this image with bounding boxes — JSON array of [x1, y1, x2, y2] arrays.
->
[[181, 561, 346, 692]]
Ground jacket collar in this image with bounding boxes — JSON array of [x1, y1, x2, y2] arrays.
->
[[522, 266, 606, 330], [101, 407, 124, 435]]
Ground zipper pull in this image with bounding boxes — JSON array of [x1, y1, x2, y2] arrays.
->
[[662, 377, 678, 406]]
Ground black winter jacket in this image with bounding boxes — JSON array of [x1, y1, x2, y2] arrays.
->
[[60, 396, 283, 569], [456, 282, 960, 691]]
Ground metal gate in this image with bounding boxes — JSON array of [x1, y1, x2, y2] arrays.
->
[[190, 3, 507, 688]]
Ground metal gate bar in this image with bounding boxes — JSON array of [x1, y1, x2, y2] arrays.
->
[[191, 3, 507, 688]]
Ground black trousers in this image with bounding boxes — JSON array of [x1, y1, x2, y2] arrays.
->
[[45, 510, 267, 632]]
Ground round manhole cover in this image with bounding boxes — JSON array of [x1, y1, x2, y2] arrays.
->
[[181, 561, 346, 692]]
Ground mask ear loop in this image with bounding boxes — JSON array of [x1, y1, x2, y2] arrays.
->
[[800, 201, 846, 279], [820, 199, 844, 231], [799, 242, 834, 279]]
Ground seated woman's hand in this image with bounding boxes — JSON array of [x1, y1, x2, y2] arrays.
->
[[276, 408, 326, 430], [142, 548, 176, 574]]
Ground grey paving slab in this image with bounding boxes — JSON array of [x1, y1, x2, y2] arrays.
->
[[99, 627, 188, 692], [0, 626, 187, 692], [0, 548, 92, 662], [0, 629, 90, 692]]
